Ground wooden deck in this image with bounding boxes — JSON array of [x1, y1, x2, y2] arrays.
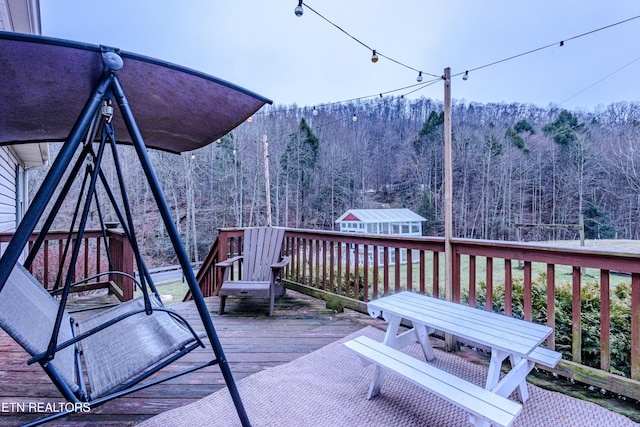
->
[[0, 290, 379, 426]]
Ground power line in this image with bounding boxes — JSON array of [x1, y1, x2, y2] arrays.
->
[[455, 15, 640, 78], [560, 55, 640, 105], [299, 2, 640, 84], [255, 77, 442, 116]]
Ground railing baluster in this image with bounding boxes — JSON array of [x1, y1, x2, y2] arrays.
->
[[43, 240, 49, 289], [600, 269, 611, 372], [546, 264, 555, 349], [432, 251, 439, 298], [322, 240, 327, 291], [631, 273, 640, 380], [84, 237, 89, 278], [504, 258, 512, 316], [314, 239, 320, 289], [363, 244, 369, 302], [394, 246, 400, 293], [406, 248, 413, 293], [295, 237, 301, 283], [485, 257, 493, 311], [353, 243, 359, 299], [345, 241, 351, 297], [383, 247, 389, 296], [469, 255, 476, 307], [572, 266, 582, 364], [524, 261, 532, 321], [373, 245, 379, 299], [329, 241, 335, 294], [337, 242, 343, 295], [419, 250, 425, 295]]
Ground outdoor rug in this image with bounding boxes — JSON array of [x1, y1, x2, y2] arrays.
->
[[139, 326, 636, 426]]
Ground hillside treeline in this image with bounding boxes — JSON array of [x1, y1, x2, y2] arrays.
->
[[31, 97, 640, 265]]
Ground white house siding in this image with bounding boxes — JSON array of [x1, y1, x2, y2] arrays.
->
[[0, 146, 18, 233]]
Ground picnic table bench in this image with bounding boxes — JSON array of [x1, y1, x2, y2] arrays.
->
[[344, 291, 561, 427]]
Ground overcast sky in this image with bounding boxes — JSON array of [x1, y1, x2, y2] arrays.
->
[[39, 0, 640, 112]]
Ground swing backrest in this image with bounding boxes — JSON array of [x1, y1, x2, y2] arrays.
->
[[0, 263, 79, 394]]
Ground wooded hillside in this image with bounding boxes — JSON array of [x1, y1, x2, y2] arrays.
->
[[31, 97, 640, 265]]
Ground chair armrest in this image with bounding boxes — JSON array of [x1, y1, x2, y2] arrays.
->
[[216, 255, 243, 269], [271, 256, 290, 270]]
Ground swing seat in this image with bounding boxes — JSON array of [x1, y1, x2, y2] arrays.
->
[[0, 263, 202, 403]]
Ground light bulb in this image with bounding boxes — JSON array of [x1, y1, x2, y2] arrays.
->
[[247, 117, 253, 123], [463, 71, 469, 81], [352, 114, 357, 122], [191, 154, 196, 160], [371, 50, 378, 63], [417, 71, 423, 82], [294, 0, 303, 17], [312, 106, 318, 116]]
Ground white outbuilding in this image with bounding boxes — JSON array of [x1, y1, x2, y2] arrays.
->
[[335, 209, 426, 265], [336, 208, 425, 236]]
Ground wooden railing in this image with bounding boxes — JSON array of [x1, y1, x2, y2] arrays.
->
[[0, 229, 135, 301], [189, 228, 244, 300], [195, 227, 640, 401]]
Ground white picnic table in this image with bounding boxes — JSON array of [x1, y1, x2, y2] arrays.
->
[[344, 291, 561, 427]]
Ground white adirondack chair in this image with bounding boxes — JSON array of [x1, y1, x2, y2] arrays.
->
[[216, 227, 290, 316]]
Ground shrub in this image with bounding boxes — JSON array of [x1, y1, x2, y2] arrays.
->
[[467, 275, 631, 377]]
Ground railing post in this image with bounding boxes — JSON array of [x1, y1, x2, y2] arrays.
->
[[108, 229, 134, 301], [216, 230, 230, 294]]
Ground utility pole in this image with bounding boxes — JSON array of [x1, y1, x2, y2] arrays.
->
[[443, 67, 456, 351]]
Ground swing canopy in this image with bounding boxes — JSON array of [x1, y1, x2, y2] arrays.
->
[[0, 31, 272, 153], [0, 31, 269, 426]]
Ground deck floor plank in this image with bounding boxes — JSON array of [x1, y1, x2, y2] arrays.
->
[[0, 290, 375, 426]]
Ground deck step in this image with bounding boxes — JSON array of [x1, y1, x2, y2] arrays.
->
[[344, 336, 522, 427]]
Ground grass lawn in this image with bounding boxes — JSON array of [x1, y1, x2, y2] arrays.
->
[[135, 278, 190, 305]]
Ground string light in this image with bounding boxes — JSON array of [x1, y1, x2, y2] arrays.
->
[[300, 2, 439, 79], [352, 113, 357, 122], [294, 0, 303, 17], [312, 106, 318, 115], [299, 2, 640, 89], [417, 71, 423, 82], [254, 77, 442, 117], [463, 71, 469, 81]]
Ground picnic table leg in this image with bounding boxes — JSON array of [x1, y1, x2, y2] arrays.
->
[[486, 349, 508, 390], [490, 353, 535, 402], [367, 315, 402, 399], [509, 354, 530, 402], [415, 325, 436, 361]]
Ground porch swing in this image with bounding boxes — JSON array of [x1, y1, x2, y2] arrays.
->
[[0, 31, 272, 426]]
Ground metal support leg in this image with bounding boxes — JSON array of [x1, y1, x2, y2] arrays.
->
[[111, 76, 251, 427]]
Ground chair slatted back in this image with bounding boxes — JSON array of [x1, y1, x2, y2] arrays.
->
[[242, 227, 285, 282]]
